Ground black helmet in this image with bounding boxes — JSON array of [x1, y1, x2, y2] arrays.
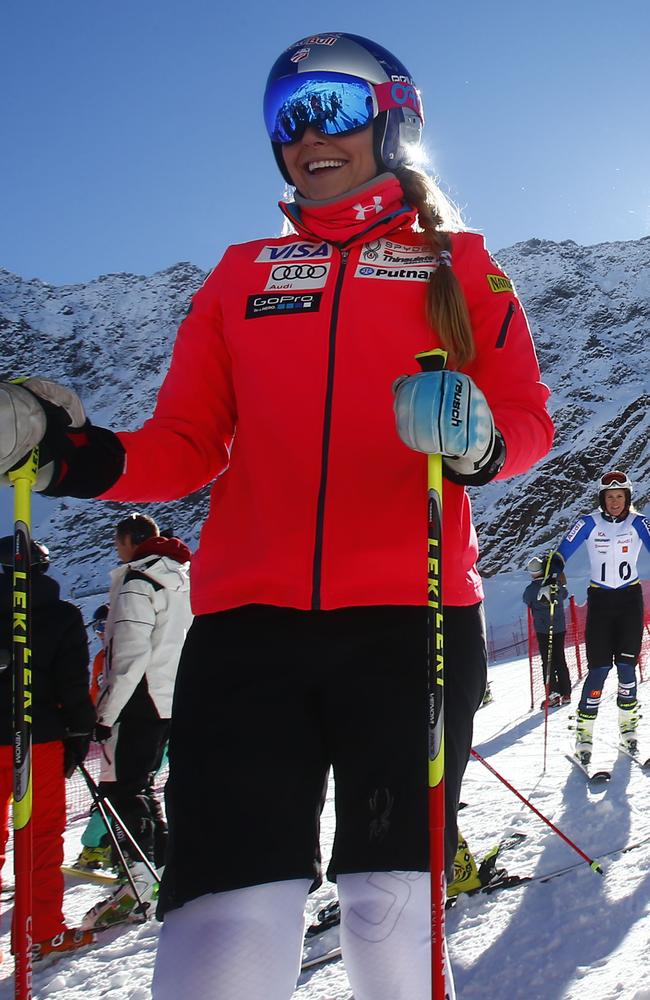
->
[[0, 535, 50, 571], [91, 603, 109, 623], [263, 32, 424, 185]]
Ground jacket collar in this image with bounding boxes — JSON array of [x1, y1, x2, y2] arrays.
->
[[132, 536, 192, 564], [279, 173, 417, 249]]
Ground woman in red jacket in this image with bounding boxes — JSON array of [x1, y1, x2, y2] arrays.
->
[[0, 32, 553, 1000]]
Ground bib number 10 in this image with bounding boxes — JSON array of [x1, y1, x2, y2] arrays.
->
[[601, 560, 632, 582]]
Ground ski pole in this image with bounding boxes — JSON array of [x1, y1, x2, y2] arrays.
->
[[527, 608, 535, 712], [415, 347, 447, 1000], [77, 762, 159, 885], [75, 765, 148, 920], [542, 582, 558, 773], [470, 748, 603, 873], [9, 446, 39, 1000]]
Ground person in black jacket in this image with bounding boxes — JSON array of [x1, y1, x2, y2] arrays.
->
[[523, 554, 571, 707], [0, 536, 96, 961]]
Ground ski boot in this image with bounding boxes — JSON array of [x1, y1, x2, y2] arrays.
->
[[574, 710, 595, 767], [447, 834, 482, 897], [73, 844, 113, 872], [32, 928, 96, 964], [540, 691, 562, 710], [81, 860, 160, 930], [618, 704, 640, 755]]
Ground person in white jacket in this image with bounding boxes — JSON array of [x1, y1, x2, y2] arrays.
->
[[83, 513, 192, 929]]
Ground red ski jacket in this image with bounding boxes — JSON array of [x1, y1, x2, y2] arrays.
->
[[102, 175, 553, 612]]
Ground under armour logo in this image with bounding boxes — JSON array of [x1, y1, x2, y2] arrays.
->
[[353, 196, 383, 220]]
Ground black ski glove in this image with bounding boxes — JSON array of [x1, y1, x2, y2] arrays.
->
[[63, 732, 92, 779], [93, 723, 112, 744], [0, 378, 125, 497]]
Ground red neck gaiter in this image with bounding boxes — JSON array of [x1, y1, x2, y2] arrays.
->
[[279, 173, 417, 247]]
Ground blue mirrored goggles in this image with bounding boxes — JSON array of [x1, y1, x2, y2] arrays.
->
[[264, 71, 378, 144]]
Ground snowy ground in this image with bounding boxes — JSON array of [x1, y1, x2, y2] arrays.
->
[[1, 654, 650, 999]]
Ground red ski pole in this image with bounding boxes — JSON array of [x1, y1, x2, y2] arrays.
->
[[542, 585, 557, 772], [470, 748, 603, 872], [9, 446, 39, 999], [415, 347, 448, 999]]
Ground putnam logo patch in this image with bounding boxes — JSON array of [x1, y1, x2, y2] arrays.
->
[[355, 264, 433, 282], [245, 293, 322, 319], [486, 274, 514, 294]]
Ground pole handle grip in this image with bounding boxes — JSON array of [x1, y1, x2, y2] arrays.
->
[[416, 347, 448, 373]]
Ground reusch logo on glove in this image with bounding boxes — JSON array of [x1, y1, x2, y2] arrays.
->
[[450, 379, 464, 428]]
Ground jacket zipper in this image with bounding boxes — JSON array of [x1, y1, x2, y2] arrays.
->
[[495, 301, 515, 348], [311, 247, 349, 610]]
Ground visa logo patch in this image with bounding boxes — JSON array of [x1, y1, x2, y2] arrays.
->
[[255, 242, 331, 262]]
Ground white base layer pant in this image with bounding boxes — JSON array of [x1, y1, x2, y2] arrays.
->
[[338, 871, 455, 1000], [152, 873, 455, 1000]]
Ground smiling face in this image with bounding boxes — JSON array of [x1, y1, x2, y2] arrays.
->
[[604, 488, 628, 518], [281, 124, 377, 200]]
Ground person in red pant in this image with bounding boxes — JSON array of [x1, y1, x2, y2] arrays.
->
[[0, 537, 96, 961]]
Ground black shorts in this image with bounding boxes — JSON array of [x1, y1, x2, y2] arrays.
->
[[158, 603, 486, 916], [585, 585, 644, 668]]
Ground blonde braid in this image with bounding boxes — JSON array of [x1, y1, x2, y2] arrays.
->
[[395, 165, 475, 368]]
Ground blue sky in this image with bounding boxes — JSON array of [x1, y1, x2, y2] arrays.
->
[[2, 0, 649, 285]]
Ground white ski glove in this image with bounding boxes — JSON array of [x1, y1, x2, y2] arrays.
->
[[0, 378, 87, 490], [393, 369, 499, 479], [537, 551, 565, 602]]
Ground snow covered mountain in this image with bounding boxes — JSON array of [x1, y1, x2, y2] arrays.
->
[[1, 234, 648, 598], [477, 236, 650, 576]]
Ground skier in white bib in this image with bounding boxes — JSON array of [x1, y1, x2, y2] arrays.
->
[[543, 471, 650, 764]]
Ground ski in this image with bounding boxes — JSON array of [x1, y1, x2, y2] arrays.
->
[[565, 752, 611, 783], [451, 829, 650, 906], [607, 740, 650, 771], [446, 871, 531, 906], [301, 944, 342, 971], [618, 745, 650, 770], [594, 736, 650, 771], [61, 864, 120, 886], [305, 899, 341, 938]]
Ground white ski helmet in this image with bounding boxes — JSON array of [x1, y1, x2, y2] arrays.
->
[[263, 32, 424, 185], [526, 555, 545, 577], [598, 470, 633, 510]]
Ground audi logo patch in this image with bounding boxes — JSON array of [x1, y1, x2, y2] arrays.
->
[[265, 261, 331, 291]]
